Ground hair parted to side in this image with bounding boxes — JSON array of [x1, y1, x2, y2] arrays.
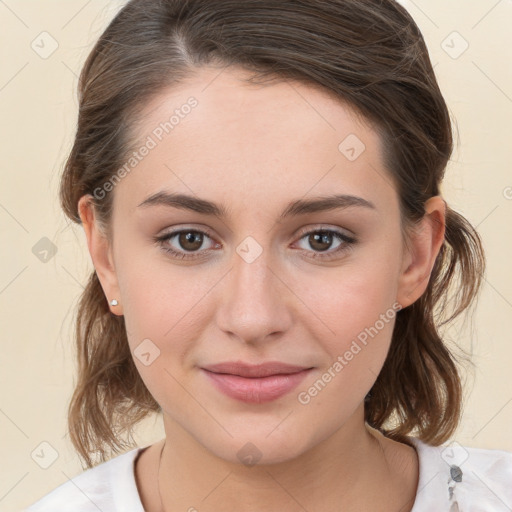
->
[[60, 0, 486, 468]]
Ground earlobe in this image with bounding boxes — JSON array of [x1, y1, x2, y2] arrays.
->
[[78, 195, 123, 316], [396, 196, 446, 309]]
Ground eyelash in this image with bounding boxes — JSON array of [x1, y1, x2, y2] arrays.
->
[[153, 227, 357, 261]]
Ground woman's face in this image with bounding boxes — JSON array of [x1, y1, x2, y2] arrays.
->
[[84, 65, 441, 464]]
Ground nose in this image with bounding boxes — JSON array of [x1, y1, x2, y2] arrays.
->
[[214, 238, 293, 345]]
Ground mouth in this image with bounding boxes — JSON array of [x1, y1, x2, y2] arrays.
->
[[201, 361, 313, 378], [200, 361, 314, 403]]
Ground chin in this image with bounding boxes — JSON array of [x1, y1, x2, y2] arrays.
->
[[199, 428, 311, 467]]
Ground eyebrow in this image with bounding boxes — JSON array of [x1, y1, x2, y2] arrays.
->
[[137, 191, 376, 220]]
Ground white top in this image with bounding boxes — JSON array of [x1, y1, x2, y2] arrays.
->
[[23, 437, 512, 511]]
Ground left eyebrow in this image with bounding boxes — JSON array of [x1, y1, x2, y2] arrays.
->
[[137, 191, 376, 220]]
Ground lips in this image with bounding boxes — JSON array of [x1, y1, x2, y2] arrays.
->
[[200, 361, 314, 403], [201, 361, 312, 378]]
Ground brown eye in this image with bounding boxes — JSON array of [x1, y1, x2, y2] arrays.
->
[[177, 231, 204, 251], [295, 228, 357, 261], [154, 228, 217, 260], [307, 231, 336, 252]]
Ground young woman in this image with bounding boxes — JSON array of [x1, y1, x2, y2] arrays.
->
[[25, 0, 512, 511]]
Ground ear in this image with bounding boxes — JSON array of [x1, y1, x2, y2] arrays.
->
[[78, 194, 123, 316], [396, 195, 446, 309]]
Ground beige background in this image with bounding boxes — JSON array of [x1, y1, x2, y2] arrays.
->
[[0, 1, 511, 510]]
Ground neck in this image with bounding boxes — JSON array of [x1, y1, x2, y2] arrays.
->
[[155, 406, 417, 512]]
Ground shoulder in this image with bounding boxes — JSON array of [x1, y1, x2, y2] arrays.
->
[[23, 447, 146, 512], [408, 436, 512, 512]]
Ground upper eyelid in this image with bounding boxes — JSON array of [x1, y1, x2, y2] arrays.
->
[[158, 225, 354, 247], [159, 224, 352, 238]]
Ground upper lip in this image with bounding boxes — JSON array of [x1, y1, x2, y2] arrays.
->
[[201, 361, 312, 378]]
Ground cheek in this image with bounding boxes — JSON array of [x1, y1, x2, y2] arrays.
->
[[116, 259, 207, 411], [299, 253, 400, 374], [115, 246, 218, 380], [114, 230, 195, 332], [119, 265, 205, 351], [295, 280, 399, 413]]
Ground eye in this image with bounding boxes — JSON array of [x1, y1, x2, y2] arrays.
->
[[294, 228, 357, 260], [153, 228, 218, 260], [153, 226, 357, 261]]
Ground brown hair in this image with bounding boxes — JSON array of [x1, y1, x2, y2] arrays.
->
[[60, 0, 485, 468]]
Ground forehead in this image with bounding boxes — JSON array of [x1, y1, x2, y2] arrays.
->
[[115, 65, 398, 218]]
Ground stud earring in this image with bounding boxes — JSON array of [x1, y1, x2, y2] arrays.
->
[[110, 299, 119, 306]]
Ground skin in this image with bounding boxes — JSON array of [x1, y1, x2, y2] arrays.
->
[[78, 65, 446, 512]]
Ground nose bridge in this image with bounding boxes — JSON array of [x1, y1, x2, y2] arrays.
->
[[231, 234, 278, 310], [235, 236, 272, 294], [215, 234, 290, 342]]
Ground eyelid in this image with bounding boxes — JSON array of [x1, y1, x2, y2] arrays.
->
[[153, 226, 219, 259], [294, 224, 355, 239], [154, 224, 357, 261], [157, 224, 217, 241], [157, 223, 353, 244]]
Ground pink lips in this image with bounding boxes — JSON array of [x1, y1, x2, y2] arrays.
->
[[201, 361, 313, 403]]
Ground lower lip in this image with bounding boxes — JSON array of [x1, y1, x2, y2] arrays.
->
[[201, 368, 312, 403]]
